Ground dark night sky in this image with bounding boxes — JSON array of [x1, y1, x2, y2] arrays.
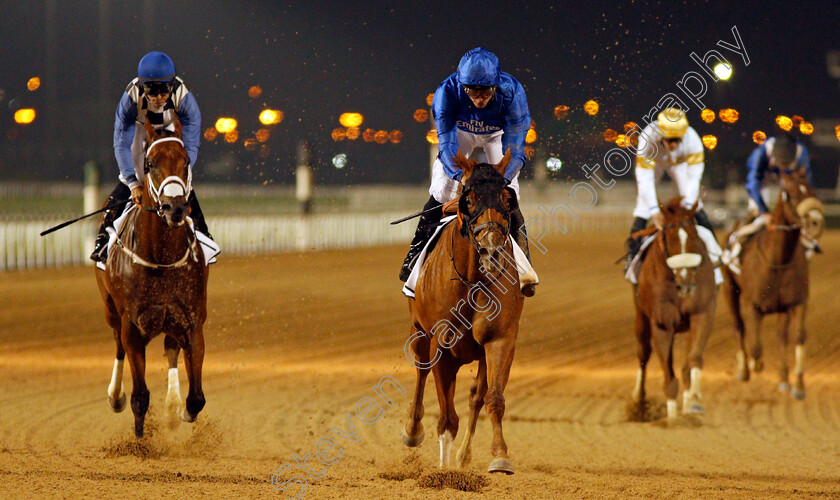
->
[[1, 0, 839, 187]]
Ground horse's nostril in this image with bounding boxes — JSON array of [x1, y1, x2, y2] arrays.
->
[[161, 203, 172, 211]]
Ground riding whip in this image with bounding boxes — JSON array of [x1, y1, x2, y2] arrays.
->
[[39, 199, 129, 236]]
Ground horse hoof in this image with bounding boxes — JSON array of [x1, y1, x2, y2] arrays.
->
[[792, 388, 806, 400], [400, 427, 424, 447], [181, 408, 197, 423], [108, 394, 127, 413], [752, 359, 764, 373], [778, 382, 791, 393], [736, 369, 749, 382], [487, 457, 514, 475], [683, 403, 704, 415]]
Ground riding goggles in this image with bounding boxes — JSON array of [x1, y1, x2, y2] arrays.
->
[[142, 81, 175, 97], [463, 85, 496, 99]]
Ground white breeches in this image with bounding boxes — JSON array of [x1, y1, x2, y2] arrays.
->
[[633, 162, 705, 219]]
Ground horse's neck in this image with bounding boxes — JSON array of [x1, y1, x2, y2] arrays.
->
[[451, 225, 484, 282], [133, 208, 189, 263]]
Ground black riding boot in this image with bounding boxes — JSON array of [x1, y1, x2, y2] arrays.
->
[[694, 208, 716, 238], [624, 216, 648, 272], [399, 196, 443, 282], [90, 183, 131, 263], [188, 191, 213, 240], [510, 207, 537, 296]]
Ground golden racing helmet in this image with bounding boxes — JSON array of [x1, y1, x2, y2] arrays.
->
[[657, 108, 689, 139]]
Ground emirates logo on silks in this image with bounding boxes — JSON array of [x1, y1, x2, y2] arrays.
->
[[456, 119, 500, 134]]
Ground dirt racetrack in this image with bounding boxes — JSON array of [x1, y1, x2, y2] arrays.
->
[[2, 228, 840, 499]]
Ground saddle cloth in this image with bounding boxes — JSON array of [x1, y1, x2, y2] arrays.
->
[[95, 204, 220, 271], [625, 226, 723, 286], [402, 216, 538, 298]]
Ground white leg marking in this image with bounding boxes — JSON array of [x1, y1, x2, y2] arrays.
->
[[795, 345, 805, 375], [438, 430, 453, 468], [107, 359, 124, 399], [690, 367, 702, 400], [632, 369, 643, 400], [666, 399, 678, 419], [165, 367, 183, 426]]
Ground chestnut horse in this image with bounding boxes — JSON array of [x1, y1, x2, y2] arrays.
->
[[723, 171, 818, 399], [95, 119, 208, 437], [632, 198, 717, 419], [402, 152, 523, 474]]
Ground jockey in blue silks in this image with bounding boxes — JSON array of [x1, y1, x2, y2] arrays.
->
[[91, 51, 209, 262], [398, 47, 534, 294]]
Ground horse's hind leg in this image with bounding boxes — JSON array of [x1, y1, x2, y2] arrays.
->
[[122, 319, 150, 438], [682, 310, 713, 415], [651, 324, 679, 419], [181, 325, 206, 423], [402, 327, 432, 447], [484, 337, 516, 474], [456, 358, 487, 468], [632, 308, 652, 404], [725, 278, 749, 381], [742, 299, 765, 374], [432, 355, 460, 468], [105, 304, 127, 412], [790, 304, 807, 400], [164, 335, 183, 428], [776, 311, 792, 393]]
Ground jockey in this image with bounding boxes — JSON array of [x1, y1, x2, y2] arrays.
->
[[626, 108, 722, 270], [398, 47, 534, 295], [722, 132, 815, 264], [91, 51, 209, 263]]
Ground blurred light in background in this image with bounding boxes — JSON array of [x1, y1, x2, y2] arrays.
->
[[259, 109, 283, 125], [547, 157, 562, 172], [702, 135, 717, 150], [602, 129, 617, 142], [718, 108, 739, 124], [374, 130, 388, 144], [244, 138, 258, 151], [700, 109, 715, 123], [362, 128, 376, 142], [346, 127, 360, 140], [426, 94, 434, 106], [800, 121, 814, 135], [526, 129, 537, 144], [331, 127, 346, 141], [389, 130, 403, 144], [623, 121, 637, 132], [791, 115, 804, 127], [27, 77, 41, 91], [584, 100, 599, 116], [615, 134, 627, 147], [835, 125, 840, 142], [775, 115, 793, 131], [332, 153, 347, 169], [203, 127, 219, 141], [248, 86, 262, 98], [426, 129, 439, 144], [224, 130, 239, 143], [255, 129, 270, 142], [339, 113, 363, 128], [259, 145, 271, 159], [524, 146, 535, 159], [713, 63, 732, 80], [752, 130, 766, 144], [215, 117, 237, 133], [413, 109, 429, 122], [14, 108, 36, 124], [553, 105, 569, 120]]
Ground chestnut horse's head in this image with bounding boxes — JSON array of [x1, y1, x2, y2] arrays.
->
[[781, 168, 823, 239], [143, 119, 192, 228], [658, 198, 705, 298], [454, 150, 515, 275]]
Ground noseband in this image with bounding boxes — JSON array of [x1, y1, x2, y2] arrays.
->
[[144, 137, 193, 216]]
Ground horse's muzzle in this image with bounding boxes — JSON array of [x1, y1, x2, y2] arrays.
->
[[667, 253, 702, 297], [160, 195, 190, 227]]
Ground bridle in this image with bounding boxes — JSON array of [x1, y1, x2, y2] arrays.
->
[[657, 218, 704, 292]]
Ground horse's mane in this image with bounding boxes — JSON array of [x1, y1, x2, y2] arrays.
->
[[464, 162, 506, 189]]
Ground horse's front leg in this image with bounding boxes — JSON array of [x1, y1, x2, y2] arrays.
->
[[122, 319, 149, 438], [484, 336, 516, 474], [164, 335, 183, 428], [651, 322, 678, 419], [790, 303, 807, 400], [456, 358, 487, 469], [682, 310, 714, 415], [181, 325, 206, 423], [776, 311, 792, 393], [632, 308, 652, 405], [108, 326, 127, 413], [432, 353, 460, 468], [402, 326, 433, 448], [742, 297, 764, 375]]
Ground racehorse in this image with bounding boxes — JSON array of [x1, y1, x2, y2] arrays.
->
[[95, 118, 208, 437], [722, 171, 818, 399], [402, 151, 524, 474], [632, 198, 717, 419]]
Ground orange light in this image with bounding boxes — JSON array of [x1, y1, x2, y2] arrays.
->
[[27, 77, 41, 91], [374, 130, 389, 144], [248, 86, 262, 99], [203, 127, 218, 141], [702, 135, 717, 150], [700, 109, 715, 124], [775, 115, 793, 131], [14, 109, 36, 124], [602, 129, 618, 142], [623, 121, 637, 132], [719, 108, 739, 124], [413, 109, 429, 122], [389, 130, 403, 144], [584, 100, 599, 116], [615, 134, 627, 147], [339, 113, 364, 128], [215, 117, 237, 133], [791, 115, 804, 127], [244, 138, 258, 151], [256, 129, 270, 142], [553, 105, 569, 120], [835, 124, 840, 142], [526, 129, 537, 144], [259, 145, 271, 159], [800, 122, 814, 135], [331, 127, 347, 141], [426, 93, 434, 107], [524, 146, 535, 159], [752, 131, 766, 145], [259, 109, 283, 125], [224, 130, 239, 143], [362, 128, 376, 142], [426, 129, 439, 144], [346, 127, 360, 140]]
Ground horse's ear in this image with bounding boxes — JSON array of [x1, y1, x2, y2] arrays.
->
[[493, 148, 511, 177], [454, 150, 477, 181], [690, 199, 699, 216], [170, 118, 183, 139], [794, 166, 807, 179], [144, 120, 159, 142]]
